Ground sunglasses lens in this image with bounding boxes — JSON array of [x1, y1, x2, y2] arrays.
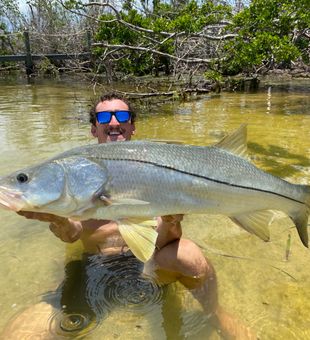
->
[[96, 111, 111, 124], [96, 111, 131, 124], [115, 111, 131, 123]]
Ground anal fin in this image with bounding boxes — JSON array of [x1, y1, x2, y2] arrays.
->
[[230, 210, 275, 242]]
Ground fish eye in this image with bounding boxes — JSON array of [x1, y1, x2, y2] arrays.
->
[[16, 173, 29, 183]]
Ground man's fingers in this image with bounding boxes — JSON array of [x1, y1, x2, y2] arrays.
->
[[49, 223, 60, 237], [17, 211, 35, 219], [161, 214, 184, 223], [49, 221, 82, 243], [173, 214, 184, 222], [17, 211, 58, 223]]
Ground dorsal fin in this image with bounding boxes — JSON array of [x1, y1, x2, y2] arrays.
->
[[215, 124, 248, 158]]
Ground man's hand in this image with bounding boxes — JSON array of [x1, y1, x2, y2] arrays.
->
[[17, 211, 82, 243], [160, 214, 184, 224], [49, 219, 82, 243], [156, 214, 184, 249]]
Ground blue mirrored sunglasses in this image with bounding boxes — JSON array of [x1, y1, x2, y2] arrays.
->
[[96, 110, 131, 124]]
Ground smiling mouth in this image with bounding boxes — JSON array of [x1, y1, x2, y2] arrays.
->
[[108, 131, 122, 136]]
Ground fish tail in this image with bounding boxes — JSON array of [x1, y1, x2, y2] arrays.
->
[[305, 185, 310, 208], [290, 185, 310, 248]]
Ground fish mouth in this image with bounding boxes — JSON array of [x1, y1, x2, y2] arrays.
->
[[0, 186, 25, 212]]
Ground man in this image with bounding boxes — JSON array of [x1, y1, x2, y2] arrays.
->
[[12, 92, 254, 339]]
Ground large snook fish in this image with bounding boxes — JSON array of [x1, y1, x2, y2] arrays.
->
[[0, 126, 309, 262]]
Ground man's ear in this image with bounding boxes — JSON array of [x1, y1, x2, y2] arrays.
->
[[91, 124, 98, 137], [131, 123, 136, 135]]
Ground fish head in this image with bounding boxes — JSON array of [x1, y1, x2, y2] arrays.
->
[[0, 161, 66, 213], [0, 156, 109, 217]]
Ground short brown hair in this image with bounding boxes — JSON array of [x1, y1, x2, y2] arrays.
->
[[89, 92, 136, 126]]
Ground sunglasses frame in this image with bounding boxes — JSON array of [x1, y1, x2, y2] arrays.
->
[[96, 110, 132, 124]]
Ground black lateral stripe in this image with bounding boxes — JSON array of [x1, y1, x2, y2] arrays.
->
[[105, 157, 304, 205]]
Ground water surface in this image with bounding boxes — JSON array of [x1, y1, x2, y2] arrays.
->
[[0, 77, 309, 339]]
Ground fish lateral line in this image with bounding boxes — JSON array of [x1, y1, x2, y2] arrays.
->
[[97, 157, 306, 206]]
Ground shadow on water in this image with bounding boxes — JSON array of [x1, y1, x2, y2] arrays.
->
[[248, 142, 310, 177]]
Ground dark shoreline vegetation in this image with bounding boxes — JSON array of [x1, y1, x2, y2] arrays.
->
[[0, 0, 309, 101]]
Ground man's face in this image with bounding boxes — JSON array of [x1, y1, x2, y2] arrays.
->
[[91, 99, 135, 144]]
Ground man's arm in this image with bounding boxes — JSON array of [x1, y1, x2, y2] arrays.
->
[[155, 215, 183, 249], [17, 212, 82, 243], [17, 211, 184, 251]]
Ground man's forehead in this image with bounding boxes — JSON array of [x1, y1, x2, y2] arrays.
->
[[96, 99, 129, 111]]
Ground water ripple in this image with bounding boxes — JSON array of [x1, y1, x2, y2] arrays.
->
[[85, 253, 164, 317], [48, 310, 98, 338]]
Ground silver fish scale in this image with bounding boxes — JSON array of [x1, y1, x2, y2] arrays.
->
[[55, 141, 302, 201]]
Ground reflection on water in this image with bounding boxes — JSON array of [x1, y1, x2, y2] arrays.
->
[[0, 77, 309, 339]]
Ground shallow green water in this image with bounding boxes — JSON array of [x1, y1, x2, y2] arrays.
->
[[0, 77, 309, 339]]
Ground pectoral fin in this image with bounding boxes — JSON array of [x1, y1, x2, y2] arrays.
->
[[100, 197, 150, 206], [230, 210, 275, 241], [118, 219, 158, 263]]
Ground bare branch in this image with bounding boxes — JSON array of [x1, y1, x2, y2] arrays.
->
[[59, 1, 234, 41], [188, 32, 237, 40], [93, 42, 216, 64]]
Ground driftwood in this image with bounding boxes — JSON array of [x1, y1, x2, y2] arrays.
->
[[111, 87, 211, 100]]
